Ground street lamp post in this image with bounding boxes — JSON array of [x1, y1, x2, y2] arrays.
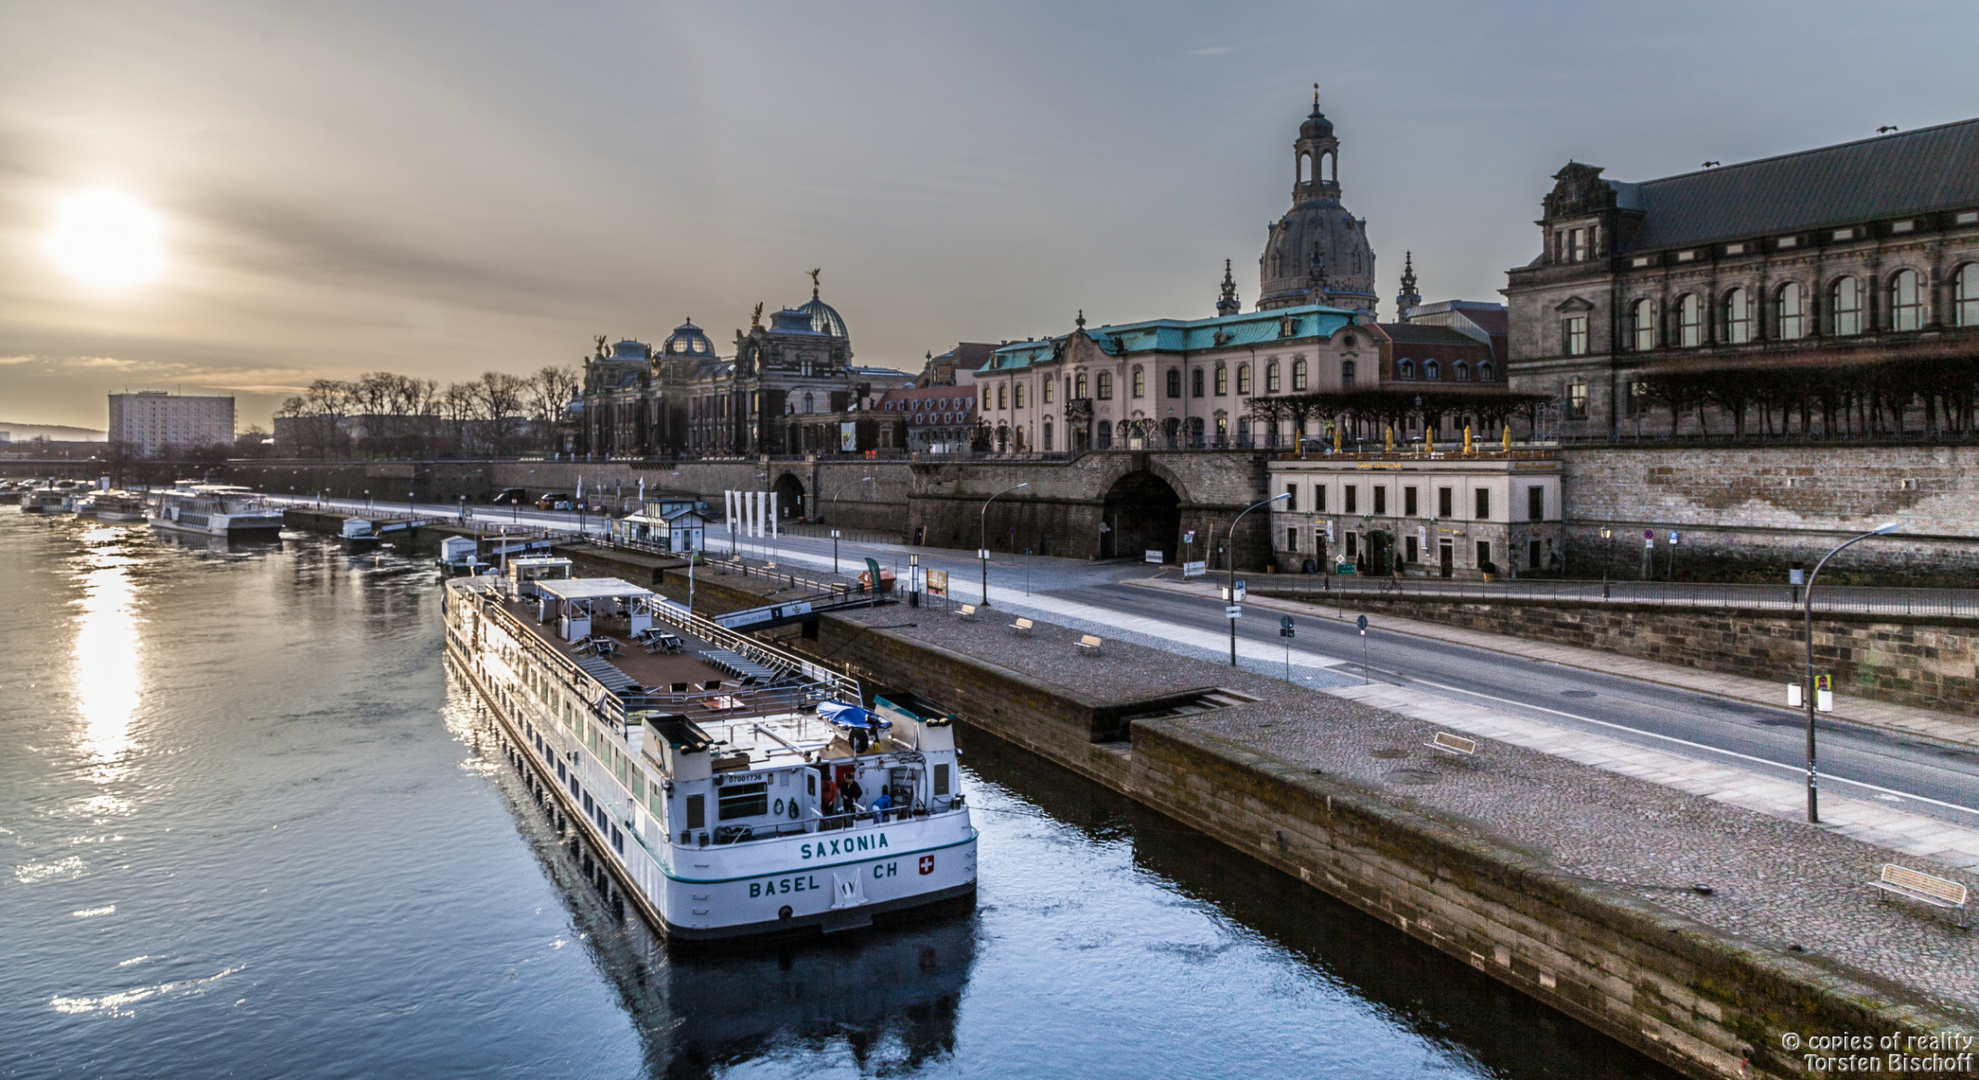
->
[[1803, 522, 1900, 823], [1600, 526, 1614, 599], [1227, 492, 1292, 666], [979, 482, 1029, 607], [826, 476, 874, 576]]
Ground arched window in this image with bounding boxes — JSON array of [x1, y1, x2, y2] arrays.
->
[[1191, 368, 1204, 397], [1162, 417, 1180, 447], [1214, 365, 1229, 396], [997, 385, 1007, 409], [1097, 420, 1112, 449], [1096, 372, 1113, 400], [1236, 363, 1251, 394], [1075, 372, 1089, 398], [1454, 361, 1471, 382], [1959, 264, 1979, 327], [1478, 362, 1495, 382], [1425, 359, 1441, 380], [1166, 369, 1182, 398], [1776, 282, 1806, 340], [1291, 358, 1308, 391], [983, 388, 992, 410], [1398, 358, 1416, 379], [1831, 276, 1861, 336], [1042, 419, 1052, 451], [1298, 152, 1311, 185], [1186, 416, 1205, 447], [1341, 359, 1357, 388], [1214, 416, 1228, 446], [1132, 366, 1145, 398], [1890, 269, 1922, 331], [802, 391, 814, 413], [1677, 294, 1703, 347], [1237, 416, 1251, 446], [1724, 287, 1754, 344], [1013, 383, 1024, 409], [1266, 361, 1281, 393]]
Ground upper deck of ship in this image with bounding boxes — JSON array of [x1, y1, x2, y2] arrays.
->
[[448, 559, 856, 737]]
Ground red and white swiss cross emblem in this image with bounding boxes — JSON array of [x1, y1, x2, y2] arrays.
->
[[918, 855, 935, 875]]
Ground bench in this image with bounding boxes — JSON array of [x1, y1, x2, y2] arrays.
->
[[1872, 863, 1970, 926], [957, 604, 978, 620], [1428, 731, 1477, 756], [1075, 634, 1103, 656], [1010, 617, 1034, 635]]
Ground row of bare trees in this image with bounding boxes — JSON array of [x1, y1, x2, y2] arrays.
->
[[1246, 389, 1554, 445], [1632, 356, 1979, 440], [276, 366, 580, 459]]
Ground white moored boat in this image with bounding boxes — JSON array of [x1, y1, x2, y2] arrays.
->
[[148, 484, 284, 537], [443, 557, 977, 941], [20, 487, 71, 514], [92, 491, 148, 522]]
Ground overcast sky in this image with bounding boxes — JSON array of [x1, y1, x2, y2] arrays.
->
[[1, 1, 1973, 430]]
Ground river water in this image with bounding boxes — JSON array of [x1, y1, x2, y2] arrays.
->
[[1, 511, 1676, 1079]]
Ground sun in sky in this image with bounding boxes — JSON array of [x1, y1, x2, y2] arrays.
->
[[46, 189, 164, 289]]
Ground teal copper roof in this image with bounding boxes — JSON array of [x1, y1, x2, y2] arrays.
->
[[978, 304, 1359, 375]]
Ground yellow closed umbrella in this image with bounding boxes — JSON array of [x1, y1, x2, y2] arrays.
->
[[1502, 424, 1513, 452], [1463, 424, 1473, 454], [1385, 426, 1394, 453]]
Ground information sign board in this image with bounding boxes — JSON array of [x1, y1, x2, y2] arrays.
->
[[1182, 560, 1207, 578]]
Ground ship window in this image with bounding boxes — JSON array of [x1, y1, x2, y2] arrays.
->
[[934, 763, 951, 797], [686, 793, 706, 830], [717, 781, 769, 820]]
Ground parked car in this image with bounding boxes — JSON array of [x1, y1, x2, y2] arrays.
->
[[536, 492, 573, 511], [492, 487, 528, 506]]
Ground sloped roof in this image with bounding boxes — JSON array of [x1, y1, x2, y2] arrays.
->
[[980, 304, 1359, 375], [1623, 118, 1979, 250], [1380, 323, 1483, 347]]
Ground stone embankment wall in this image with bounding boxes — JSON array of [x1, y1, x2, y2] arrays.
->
[[1275, 592, 1979, 715], [1563, 444, 1979, 582], [1124, 721, 1961, 1080]]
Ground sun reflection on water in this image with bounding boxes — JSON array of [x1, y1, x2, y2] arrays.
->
[[70, 527, 143, 778]]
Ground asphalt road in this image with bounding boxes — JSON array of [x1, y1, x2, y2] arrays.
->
[[285, 496, 1979, 827]]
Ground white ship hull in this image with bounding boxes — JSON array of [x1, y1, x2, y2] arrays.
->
[[148, 510, 285, 536], [450, 643, 977, 939]]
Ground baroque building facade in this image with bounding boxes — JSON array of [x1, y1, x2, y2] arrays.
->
[[1504, 119, 1979, 440], [565, 275, 913, 459]]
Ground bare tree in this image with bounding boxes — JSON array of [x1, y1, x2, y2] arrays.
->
[[471, 371, 530, 456]]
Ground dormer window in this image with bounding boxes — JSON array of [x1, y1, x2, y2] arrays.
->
[[1570, 227, 1588, 262]]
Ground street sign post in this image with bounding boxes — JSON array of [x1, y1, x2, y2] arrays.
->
[[1234, 581, 1246, 603], [1183, 560, 1207, 578], [1225, 605, 1242, 619], [1280, 615, 1295, 681], [1356, 615, 1369, 684]]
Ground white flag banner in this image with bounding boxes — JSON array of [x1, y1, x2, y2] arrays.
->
[[725, 490, 735, 535], [769, 492, 778, 539], [575, 474, 583, 500], [637, 477, 645, 503]]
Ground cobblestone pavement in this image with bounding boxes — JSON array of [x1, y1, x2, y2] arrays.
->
[[826, 599, 1979, 1019]]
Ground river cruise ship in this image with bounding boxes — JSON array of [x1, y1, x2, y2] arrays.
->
[[20, 487, 71, 514], [148, 484, 284, 537], [91, 491, 148, 522], [442, 557, 977, 941]]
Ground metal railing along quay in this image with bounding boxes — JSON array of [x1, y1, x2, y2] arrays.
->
[[1247, 575, 1979, 619]]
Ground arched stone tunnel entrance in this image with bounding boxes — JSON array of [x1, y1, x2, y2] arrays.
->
[[773, 473, 806, 519], [1101, 471, 1181, 562]]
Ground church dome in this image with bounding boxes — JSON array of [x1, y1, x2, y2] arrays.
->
[[795, 296, 848, 340], [1300, 104, 1333, 140], [662, 320, 714, 357]]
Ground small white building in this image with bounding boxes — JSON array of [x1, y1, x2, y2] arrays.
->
[[612, 496, 707, 554], [1268, 446, 1562, 578]]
